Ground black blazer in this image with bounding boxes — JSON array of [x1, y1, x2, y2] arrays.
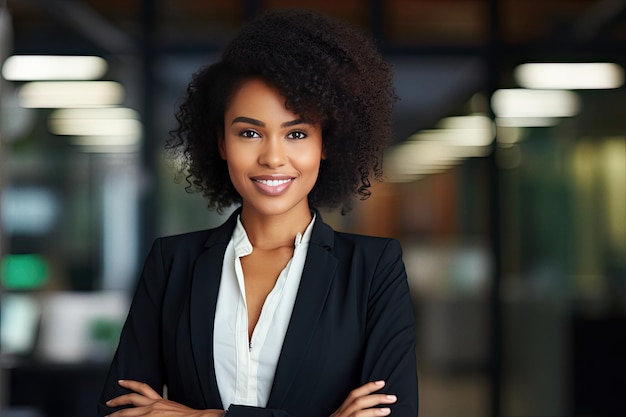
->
[[97, 210, 418, 416]]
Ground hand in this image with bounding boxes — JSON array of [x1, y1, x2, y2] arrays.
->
[[330, 380, 397, 417], [105, 379, 224, 417]]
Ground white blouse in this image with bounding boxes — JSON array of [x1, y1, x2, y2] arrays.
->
[[213, 214, 316, 410]]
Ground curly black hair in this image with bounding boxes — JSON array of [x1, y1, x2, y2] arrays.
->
[[166, 8, 395, 214]]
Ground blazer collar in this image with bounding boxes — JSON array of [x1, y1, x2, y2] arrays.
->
[[309, 208, 335, 251], [205, 207, 335, 251], [203, 208, 241, 248], [192, 206, 338, 408], [267, 209, 338, 407], [190, 207, 243, 408]]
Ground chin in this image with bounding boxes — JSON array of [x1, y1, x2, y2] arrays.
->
[[244, 198, 309, 218]]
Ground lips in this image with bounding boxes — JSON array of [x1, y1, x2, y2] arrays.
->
[[251, 176, 295, 196]]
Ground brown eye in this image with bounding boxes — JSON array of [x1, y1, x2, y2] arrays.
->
[[287, 131, 307, 140], [240, 129, 260, 138]]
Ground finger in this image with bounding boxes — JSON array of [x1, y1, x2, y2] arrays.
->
[[355, 407, 392, 417], [352, 393, 397, 410], [334, 404, 393, 417], [107, 406, 150, 417], [346, 380, 386, 401], [117, 379, 162, 400], [341, 394, 396, 416], [106, 392, 157, 408], [334, 381, 396, 416], [342, 381, 388, 408]]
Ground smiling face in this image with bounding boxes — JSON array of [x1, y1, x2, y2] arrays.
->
[[219, 77, 325, 221]]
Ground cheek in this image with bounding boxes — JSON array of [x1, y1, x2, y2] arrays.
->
[[297, 137, 324, 170], [223, 141, 251, 171], [226, 157, 249, 178], [297, 152, 324, 174], [223, 155, 246, 184]]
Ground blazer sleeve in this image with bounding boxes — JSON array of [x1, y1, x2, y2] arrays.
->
[[361, 238, 419, 416], [97, 239, 167, 417]]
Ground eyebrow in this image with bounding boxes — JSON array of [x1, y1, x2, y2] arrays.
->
[[231, 116, 311, 128]]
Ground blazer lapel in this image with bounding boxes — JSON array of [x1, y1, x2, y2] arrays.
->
[[189, 210, 239, 408], [267, 214, 338, 407]]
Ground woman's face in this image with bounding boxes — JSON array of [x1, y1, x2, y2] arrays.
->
[[219, 78, 325, 219]]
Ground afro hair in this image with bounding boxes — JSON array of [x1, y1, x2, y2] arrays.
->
[[166, 8, 396, 214]]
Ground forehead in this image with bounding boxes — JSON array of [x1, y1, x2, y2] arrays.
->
[[225, 78, 297, 120], [229, 77, 282, 102], [225, 76, 322, 126]]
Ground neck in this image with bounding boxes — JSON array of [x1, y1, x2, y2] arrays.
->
[[239, 205, 313, 250]]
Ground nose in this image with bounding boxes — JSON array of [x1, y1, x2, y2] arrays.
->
[[258, 137, 287, 168]]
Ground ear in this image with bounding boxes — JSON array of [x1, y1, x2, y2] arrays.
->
[[217, 130, 227, 160], [321, 146, 327, 161]]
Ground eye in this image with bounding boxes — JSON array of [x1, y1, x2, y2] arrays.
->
[[287, 130, 307, 140], [240, 129, 260, 138]]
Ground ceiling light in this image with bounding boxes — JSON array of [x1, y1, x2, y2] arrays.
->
[[2, 55, 108, 81], [48, 108, 141, 136], [18, 81, 124, 108], [50, 107, 139, 120], [50, 119, 141, 137], [495, 117, 559, 127], [491, 89, 580, 118], [435, 115, 494, 147], [70, 135, 140, 148], [385, 114, 495, 181], [514, 62, 624, 90]]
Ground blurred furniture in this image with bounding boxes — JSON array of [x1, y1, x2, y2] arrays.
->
[[571, 315, 626, 416], [7, 362, 108, 417]]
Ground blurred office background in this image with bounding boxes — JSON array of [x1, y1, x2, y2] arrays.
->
[[0, 0, 624, 416]]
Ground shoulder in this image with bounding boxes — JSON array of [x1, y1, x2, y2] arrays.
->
[[326, 229, 405, 277], [157, 229, 215, 250], [332, 230, 403, 257], [310, 213, 403, 263], [151, 210, 239, 259], [149, 222, 233, 265], [324, 230, 408, 299]]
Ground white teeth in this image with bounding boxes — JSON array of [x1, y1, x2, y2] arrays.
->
[[255, 179, 291, 186]]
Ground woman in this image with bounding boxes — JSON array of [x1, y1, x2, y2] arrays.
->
[[98, 8, 418, 417]]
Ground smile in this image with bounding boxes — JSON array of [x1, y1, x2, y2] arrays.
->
[[251, 177, 294, 196], [253, 178, 293, 186]]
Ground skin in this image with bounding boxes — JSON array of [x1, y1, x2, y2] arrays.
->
[[105, 78, 398, 417], [220, 78, 325, 338]]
